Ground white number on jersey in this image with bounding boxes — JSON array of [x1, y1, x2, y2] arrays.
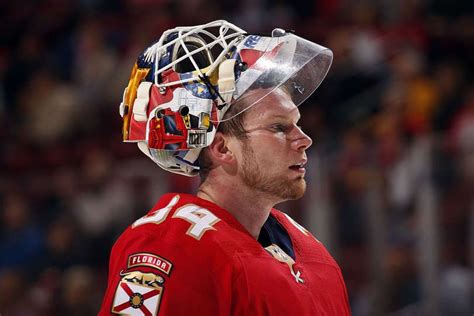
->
[[173, 205, 220, 240], [132, 195, 180, 228], [132, 195, 219, 240]]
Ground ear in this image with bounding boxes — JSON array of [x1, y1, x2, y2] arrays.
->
[[207, 132, 235, 165]]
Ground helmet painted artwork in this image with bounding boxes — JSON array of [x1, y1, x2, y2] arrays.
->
[[119, 20, 333, 176]]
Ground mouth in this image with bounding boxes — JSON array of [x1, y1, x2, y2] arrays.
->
[[288, 160, 307, 174]]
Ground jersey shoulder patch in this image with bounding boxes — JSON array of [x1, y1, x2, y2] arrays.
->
[[111, 269, 165, 315], [127, 253, 173, 276]]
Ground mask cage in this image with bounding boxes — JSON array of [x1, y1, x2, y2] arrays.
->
[[143, 20, 246, 88]]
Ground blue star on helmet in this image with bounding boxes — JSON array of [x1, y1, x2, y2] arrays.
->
[[180, 71, 216, 99]]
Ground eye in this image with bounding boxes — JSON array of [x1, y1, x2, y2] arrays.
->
[[270, 123, 289, 133]]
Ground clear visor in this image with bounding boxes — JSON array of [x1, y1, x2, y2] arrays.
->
[[218, 33, 333, 122]]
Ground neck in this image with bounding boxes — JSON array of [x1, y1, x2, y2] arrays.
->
[[197, 176, 278, 239]]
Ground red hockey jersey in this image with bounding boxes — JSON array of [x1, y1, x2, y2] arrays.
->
[[99, 193, 351, 315]]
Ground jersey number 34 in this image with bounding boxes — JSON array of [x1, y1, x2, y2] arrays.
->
[[132, 195, 220, 240]]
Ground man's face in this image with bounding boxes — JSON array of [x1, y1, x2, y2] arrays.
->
[[235, 89, 313, 200]]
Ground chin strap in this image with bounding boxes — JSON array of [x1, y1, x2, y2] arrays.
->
[[142, 143, 201, 177]]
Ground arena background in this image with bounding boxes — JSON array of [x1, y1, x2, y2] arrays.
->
[[0, 0, 473, 315]]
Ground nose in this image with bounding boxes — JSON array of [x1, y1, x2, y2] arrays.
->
[[290, 126, 313, 152]]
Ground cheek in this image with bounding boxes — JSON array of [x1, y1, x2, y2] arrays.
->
[[249, 137, 289, 165]]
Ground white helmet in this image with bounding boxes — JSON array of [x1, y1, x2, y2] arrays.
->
[[119, 20, 333, 176]]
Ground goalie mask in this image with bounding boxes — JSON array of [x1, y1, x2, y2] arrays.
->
[[119, 20, 333, 176]]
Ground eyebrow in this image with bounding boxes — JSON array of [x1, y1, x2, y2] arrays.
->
[[268, 113, 301, 122]]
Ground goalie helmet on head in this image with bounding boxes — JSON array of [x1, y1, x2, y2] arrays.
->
[[119, 20, 333, 176]]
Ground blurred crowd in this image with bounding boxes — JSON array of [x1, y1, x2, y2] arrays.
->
[[1, 0, 473, 315]]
